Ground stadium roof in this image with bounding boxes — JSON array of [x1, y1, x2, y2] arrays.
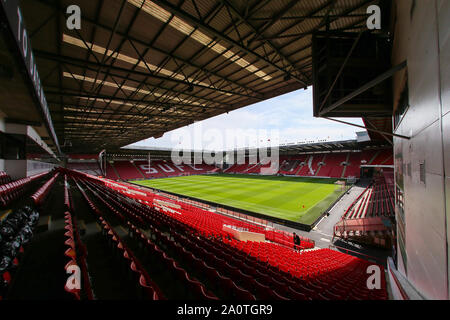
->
[[15, 0, 381, 154], [105, 137, 390, 160]]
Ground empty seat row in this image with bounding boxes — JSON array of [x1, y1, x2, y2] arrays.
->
[[80, 179, 215, 299], [342, 176, 395, 221], [81, 175, 315, 250], [98, 217, 163, 300], [70, 171, 388, 300], [81, 177, 255, 299], [31, 172, 60, 206], [63, 211, 93, 300], [127, 222, 218, 300], [0, 172, 12, 186], [92, 185, 331, 300], [0, 171, 50, 208], [75, 180, 163, 300]]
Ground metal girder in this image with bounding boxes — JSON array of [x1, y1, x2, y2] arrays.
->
[[59, 34, 235, 110], [60, 62, 223, 121], [324, 117, 410, 140], [73, 0, 105, 143], [201, 0, 361, 90], [33, 50, 260, 100], [155, 0, 307, 86], [365, 118, 393, 145], [318, 31, 364, 113], [248, 13, 369, 22], [243, 0, 335, 69], [221, 0, 309, 82], [35, 0, 260, 97], [166, 1, 282, 98], [283, 19, 368, 63], [124, 1, 263, 111], [246, 0, 300, 41], [68, 0, 129, 137], [50, 108, 198, 120], [277, 0, 374, 59], [319, 61, 407, 116], [45, 89, 214, 109]]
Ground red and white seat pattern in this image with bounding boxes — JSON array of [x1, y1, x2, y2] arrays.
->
[[69, 169, 387, 300]]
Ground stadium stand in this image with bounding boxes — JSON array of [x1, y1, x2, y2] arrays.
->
[[68, 147, 393, 183], [318, 153, 347, 178], [221, 149, 391, 179], [344, 153, 362, 178], [31, 172, 60, 207], [0, 172, 12, 185], [67, 154, 98, 160], [278, 158, 300, 175], [225, 162, 251, 174], [334, 169, 395, 244], [371, 150, 393, 165], [112, 161, 144, 181], [82, 148, 394, 182], [226, 239, 386, 300], [134, 160, 169, 179], [66, 162, 101, 176], [0, 170, 59, 299], [0, 164, 389, 301], [173, 163, 217, 175], [131, 160, 215, 180], [62, 205, 93, 300], [75, 181, 164, 299], [105, 162, 120, 180], [0, 172, 52, 208], [296, 155, 323, 176], [2, 0, 449, 302], [68, 169, 386, 300], [342, 172, 394, 220]]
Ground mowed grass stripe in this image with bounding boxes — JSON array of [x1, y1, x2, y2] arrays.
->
[[134, 176, 334, 221], [132, 174, 343, 224]]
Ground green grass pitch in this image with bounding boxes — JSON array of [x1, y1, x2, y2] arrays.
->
[[131, 174, 345, 225]]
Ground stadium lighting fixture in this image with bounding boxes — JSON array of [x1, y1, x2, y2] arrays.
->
[[127, 0, 271, 81]]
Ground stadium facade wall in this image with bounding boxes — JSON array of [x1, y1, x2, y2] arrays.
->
[[26, 160, 56, 176], [392, 0, 449, 299]]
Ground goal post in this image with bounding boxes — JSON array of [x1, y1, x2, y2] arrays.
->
[[335, 180, 347, 192]]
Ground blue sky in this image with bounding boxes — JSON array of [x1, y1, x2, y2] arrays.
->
[[126, 87, 365, 151]]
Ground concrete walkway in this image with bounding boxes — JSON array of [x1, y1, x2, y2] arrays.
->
[[268, 182, 390, 264], [271, 184, 366, 248]]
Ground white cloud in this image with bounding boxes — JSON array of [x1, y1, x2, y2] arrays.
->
[[125, 88, 366, 150]]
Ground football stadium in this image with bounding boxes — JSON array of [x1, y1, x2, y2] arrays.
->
[[0, 0, 449, 306]]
